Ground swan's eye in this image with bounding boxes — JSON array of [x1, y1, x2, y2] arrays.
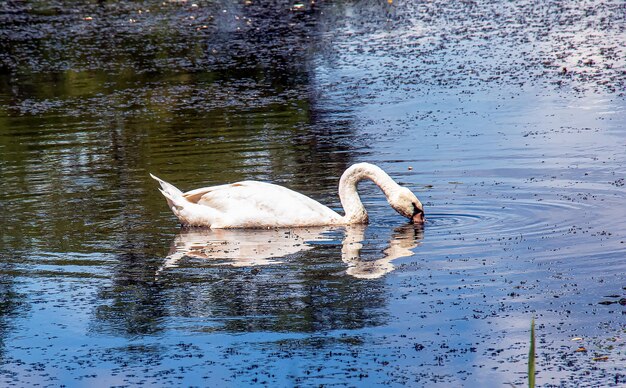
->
[[412, 203, 423, 216]]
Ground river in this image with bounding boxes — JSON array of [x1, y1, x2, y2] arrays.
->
[[1, 0, 625, 385]]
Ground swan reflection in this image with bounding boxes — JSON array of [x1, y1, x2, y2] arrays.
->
[[341, 224, 423, 279], [160, 224, 423, 279]]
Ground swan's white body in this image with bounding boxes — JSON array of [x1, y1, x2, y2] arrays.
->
[[151, 162, 424, 228]]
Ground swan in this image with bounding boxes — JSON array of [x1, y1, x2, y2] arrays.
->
[[151, 162, 424, 228]]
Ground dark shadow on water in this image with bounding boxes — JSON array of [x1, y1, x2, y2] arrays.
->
[[0, 270, 28, 358]]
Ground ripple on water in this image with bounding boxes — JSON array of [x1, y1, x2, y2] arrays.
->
[[426, 199, 590, 239]]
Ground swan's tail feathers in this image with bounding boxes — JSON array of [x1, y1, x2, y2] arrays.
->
[[158, 189, 184, 210], [150, 174, 185, 210], [151, 174, 217, 227], [150, 173, 182, 197]]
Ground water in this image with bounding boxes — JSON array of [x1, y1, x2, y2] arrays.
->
[[1, 0, 625, 386]]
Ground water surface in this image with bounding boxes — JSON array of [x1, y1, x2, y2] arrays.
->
[[1, 0, 625, 386]]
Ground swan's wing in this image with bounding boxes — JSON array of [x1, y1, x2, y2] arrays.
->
[[196, 181, 341, 228], [183, 184, 230, 204]]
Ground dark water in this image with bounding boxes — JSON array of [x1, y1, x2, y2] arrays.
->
[[1, 0, 625, 386]]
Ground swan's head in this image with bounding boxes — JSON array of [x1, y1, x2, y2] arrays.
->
[[389, 187, 425, 224]]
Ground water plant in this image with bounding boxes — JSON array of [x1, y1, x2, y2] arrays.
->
[[529, 318, 536, 388]]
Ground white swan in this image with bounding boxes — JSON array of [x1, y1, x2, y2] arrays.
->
[[151, 162, 424, 228]]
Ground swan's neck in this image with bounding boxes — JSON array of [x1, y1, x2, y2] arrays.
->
[[338, 163, 400, 223]]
